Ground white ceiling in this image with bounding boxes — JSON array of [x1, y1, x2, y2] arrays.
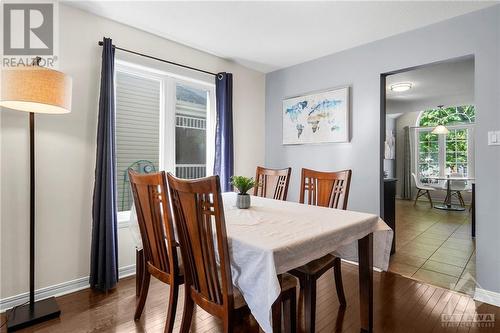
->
[[386, 57, 474, 115], [66, 1, 496, 73]]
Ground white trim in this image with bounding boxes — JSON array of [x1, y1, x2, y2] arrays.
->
[[118, 220, 130, 229], [342, 259, 383, 272], [474, 288, 500, 307], [0, 265, 136, 313], [115, 59, 215, 89], [119, 264, 137, 279], [206, 85, 216, 177], [117, 210, 131, 229], [163, 78, 176, 173]]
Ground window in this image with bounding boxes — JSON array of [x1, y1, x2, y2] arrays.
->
[[415, 105, 475, 184], [175, 84, 209, 179], [446, 128, 469, 175], [417, 131, 439, 179], [115, 61, 215, 215]]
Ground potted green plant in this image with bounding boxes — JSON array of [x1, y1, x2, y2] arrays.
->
[[230, 176, 256, 209]]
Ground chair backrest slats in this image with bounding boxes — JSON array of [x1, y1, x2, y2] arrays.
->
[[254, 166, 292, 201], [129, 170, 178, 275], [168, 174, 233, 313], [300, 168, 352, 210]]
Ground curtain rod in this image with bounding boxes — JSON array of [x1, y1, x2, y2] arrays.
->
[[98, 41, 217, 77]]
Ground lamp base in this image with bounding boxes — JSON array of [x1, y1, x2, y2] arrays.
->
[[6, 297, 60, 332]]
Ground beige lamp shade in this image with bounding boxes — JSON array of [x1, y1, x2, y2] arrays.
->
[[0, 65, 72, 114], [431, 125, 449, 135]]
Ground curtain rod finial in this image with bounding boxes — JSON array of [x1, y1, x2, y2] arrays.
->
[[31, 56, 42, 66]]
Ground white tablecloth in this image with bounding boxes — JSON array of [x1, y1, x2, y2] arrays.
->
[[129, 193, 393, 332]]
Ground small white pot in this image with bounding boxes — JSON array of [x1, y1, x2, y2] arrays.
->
[[236, 194, 251, 209]]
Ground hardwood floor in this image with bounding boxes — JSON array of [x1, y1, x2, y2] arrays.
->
[[2, 262, 498, 332], [390, 199, 476, 295]]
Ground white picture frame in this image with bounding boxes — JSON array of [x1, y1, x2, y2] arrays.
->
[[282, 86, 350, 145]]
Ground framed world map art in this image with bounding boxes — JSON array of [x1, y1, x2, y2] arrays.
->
[[282, 86, 350, 145]]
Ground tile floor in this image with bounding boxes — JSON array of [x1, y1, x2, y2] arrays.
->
[[388, 198, 476, 296]]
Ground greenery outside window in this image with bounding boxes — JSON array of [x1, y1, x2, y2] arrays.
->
[[416, 105, 475, 184]]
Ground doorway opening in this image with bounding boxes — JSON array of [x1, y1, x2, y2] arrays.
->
[[380, 56, 476, 295]]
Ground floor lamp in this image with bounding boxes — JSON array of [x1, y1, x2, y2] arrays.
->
[[0, 58, 72, 331]]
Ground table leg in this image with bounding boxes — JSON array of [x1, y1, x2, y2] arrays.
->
[[272, 274, 283, 333], [434, 179, 465, 211], [136, 248, 144, 297], [358, 233, 373, 333], [471, 183, 476, 238], [446, 179, 452, 208]]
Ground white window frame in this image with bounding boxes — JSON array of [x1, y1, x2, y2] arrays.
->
[[115, 60, 216, 226], [414, 124, 475, 184]]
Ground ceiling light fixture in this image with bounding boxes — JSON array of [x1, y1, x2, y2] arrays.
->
[[390, 82, 412, 92]]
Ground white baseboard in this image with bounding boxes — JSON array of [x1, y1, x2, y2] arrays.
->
[[342, 259, 383, 272], [0, 264, 136, 313], [119, 264, 136, 278], [474, 288, 500, 307]]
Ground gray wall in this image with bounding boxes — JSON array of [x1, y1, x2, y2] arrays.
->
[[265, 6, 500, 293]]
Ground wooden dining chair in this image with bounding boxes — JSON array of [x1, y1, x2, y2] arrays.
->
[[167, 173, 298, 333], [290, 168, 352, 333], [254, 166, 292, 201], [128, 170, 184, 333]]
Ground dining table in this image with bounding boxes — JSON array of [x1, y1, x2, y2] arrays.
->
[[426, 175, 475, 211], [129, 193, 393, 333]]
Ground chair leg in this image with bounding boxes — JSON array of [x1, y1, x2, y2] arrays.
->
[[223, 315, 234, 333], [164, 282, 179, 333], [414, 189, 421, 206], [179, 285, 195, 333], [333, 257, 346, 307], [458, 191, 465, 207], [283, 289, 297, 333], [136, 249, 144, 297], [426, 190, 433, 207], [303, 277, 317, 333], [134, 271, 151, 320]]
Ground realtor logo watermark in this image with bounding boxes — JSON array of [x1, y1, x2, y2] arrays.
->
[[441, 313, 495, 328], [441, 272, 496, 328], [2, 1, 58, 67]]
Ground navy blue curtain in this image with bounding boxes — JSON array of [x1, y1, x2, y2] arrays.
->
[[90, 37, 119, 291], [214, 72, 234, 192]]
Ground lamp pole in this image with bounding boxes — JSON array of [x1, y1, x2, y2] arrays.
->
[[29, 58, 38, 309], [3, 57, 66, 332], [29, 111, 35, 308]]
